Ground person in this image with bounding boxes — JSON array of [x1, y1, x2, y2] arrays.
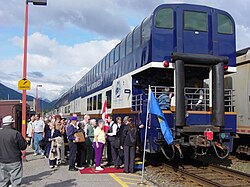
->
[[75, 121, 86, 170], [113, 116, 124, 169], [26, 115, 35, 147], [106, 115, 118, 166], [192, 82, 204, 111], [55, 118, 66, 163], [61, 118, 69, 160], [93, 120, 106, 171], [45, 120, 61, 168], [66, 116, 80, 171], [32, 114, 45, 155], [0, 115, 27, 187], [86, 119, 96, 167], [82, 114, 90, 133], [121, 118, 137, 173]]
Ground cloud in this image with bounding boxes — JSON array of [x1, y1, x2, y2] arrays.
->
[[0, 0, 131, 39], [29, 71, 44, 78], [1, 32, 119, 100], [236, 24, 250, 50]]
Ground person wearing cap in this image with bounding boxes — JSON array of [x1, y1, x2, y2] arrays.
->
[[0, 115, 27, 187], [66, 116, 80, 171]]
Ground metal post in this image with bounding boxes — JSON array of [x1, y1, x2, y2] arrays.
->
[[21, 0, 29, 161], [212, 62, 224, 126], [175, 60, 185, 127], [36, 86, 38, 113]]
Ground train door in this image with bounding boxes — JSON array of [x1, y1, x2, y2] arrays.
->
[[176, 6, 211, 54]]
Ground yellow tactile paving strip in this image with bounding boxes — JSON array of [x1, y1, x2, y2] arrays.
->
[[109, 173, 155, 187]]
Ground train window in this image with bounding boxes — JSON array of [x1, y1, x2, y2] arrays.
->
[[87, 98, 90, 111], [110, 49, 114, 67], [120, 39, 126, 59], [106, 90, 112, 109], [218, 14, 233, 34], [93, 95, 97, 110], [89, 97, 93, 111], [142, 17, 152, 44], [99, 62, 102, 75], [126, 33, 133, 55], [114, 44, 120, 63], [102, 58, 106, 71], [184, 11, 208, 32], [106, 54, 110, 70], [96, 64, 99, 76], [98, 94, 102, 110], [92, 69, 94, 80], [154, 8, 173, 29], [133, 26, 141, 49]]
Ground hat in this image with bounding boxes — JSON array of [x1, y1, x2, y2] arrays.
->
[[2, 115, 15, 125], [70, 116, 78, 121]]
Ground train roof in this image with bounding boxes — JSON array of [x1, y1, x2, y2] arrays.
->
[[236, 47, 250, 65]]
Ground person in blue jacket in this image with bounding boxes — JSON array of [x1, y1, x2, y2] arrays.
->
[[66, 116, 80, 171]]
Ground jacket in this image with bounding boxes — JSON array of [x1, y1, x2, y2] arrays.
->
[[0, 126, 27, 163], [121, 125, 137, 147], [66, 124, 78, 141]]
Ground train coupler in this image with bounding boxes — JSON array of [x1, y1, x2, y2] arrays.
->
[[189, 135, 211, 147]]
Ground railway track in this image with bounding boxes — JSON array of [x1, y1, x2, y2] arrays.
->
[[178, 164, 250, 187], [145, 155, 250, 187]]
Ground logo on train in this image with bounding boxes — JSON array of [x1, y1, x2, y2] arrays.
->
[[115, 81, 121, 98]]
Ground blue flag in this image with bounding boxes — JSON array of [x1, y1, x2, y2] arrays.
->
[[148, 87, 173, 144]]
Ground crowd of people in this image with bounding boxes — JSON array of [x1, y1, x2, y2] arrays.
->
[[25, 113, 139, 173]]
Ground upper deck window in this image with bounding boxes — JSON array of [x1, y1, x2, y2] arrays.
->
[[218, 14, 233, 34], [114, 44, 120, 62], [133, 26, 141, 49], [105, 54, 110, 70], [110, 49, 114, 66], [120, 39, 126, 59], [184, 11, 208, 32], [142, 17, 152, 44], [154, 8, 173, 29], [126, 33, 133, 55]]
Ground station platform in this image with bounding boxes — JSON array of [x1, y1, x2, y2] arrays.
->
[[22, 148, 155, 187]]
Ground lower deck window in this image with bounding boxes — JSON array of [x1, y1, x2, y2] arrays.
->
[[106, 90, 112, 109], [98, 94, 102, 110]]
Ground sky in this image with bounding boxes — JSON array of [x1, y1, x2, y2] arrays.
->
[[0, 0, 249, 101]]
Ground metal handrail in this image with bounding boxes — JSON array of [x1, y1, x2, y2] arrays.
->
[[131, 86, 234, 112]]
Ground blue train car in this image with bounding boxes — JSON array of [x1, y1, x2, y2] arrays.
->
[[52, 4, 236, 159]]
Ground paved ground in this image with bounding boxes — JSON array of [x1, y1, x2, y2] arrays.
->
[[22, 148, 155, 187]]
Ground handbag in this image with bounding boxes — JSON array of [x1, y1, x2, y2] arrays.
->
[[74, 132, 85, 142]]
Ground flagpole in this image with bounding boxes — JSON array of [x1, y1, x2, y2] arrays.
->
[[139, 85, 151, 185]]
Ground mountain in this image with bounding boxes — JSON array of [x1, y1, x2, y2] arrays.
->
[[0, 83, 53, 110]]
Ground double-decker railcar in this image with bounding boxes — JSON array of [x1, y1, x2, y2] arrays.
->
[[52, 4, 236, 159]]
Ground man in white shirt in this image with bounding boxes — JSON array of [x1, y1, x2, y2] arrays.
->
[[107, 115, 118, 166], [32, 114, 45, 155]]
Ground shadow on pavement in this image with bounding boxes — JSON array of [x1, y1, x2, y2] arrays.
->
[[45, 179, 77, 187], [22, 170, 53, 185]]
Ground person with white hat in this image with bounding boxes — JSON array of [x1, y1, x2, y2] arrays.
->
[[0, 115, 27, 187]]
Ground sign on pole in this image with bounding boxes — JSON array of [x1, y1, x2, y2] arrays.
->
[[18, 79, 31, 90]]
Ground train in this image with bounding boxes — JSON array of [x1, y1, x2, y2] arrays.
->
[[51, 4, 237, 159], [0, 100, 32, 132], [226, 48, 250, 157]]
